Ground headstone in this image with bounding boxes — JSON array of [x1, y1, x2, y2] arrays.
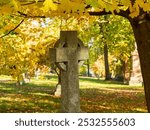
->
[[49, 31, 88, 112], [129, 49, 143, 86], [54, 84, 61, 97], [35, 68, 40, 80]]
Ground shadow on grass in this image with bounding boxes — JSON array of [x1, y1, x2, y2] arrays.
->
[[0, 76, 147, 113], [45, 75, 125, 85], [80, 87, 147, 113], [0, 81, 61, 113], [0, 82, 54, 94], [79, 76, 125, 85]]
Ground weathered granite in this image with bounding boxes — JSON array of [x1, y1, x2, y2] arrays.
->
[[49, 31, 88, 112]]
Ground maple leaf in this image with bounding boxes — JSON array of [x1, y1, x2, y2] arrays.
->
[[35, 0, 39, 3], [12, 0, 21, 11], [42, 0, 57, 12]]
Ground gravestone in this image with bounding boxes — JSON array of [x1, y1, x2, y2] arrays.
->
[[54, 84, 61, 97], [49, 31, 89, 112], [129, 49, 143, 86]]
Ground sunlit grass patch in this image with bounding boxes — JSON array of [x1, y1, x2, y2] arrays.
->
[[0, 75, 147, 113]]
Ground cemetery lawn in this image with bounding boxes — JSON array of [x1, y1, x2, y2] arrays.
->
[[0, 75, 147, 113]]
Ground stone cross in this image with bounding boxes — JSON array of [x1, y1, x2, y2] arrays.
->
[[49, 31, 89, 112]]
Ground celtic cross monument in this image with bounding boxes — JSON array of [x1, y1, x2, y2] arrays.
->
[[49, 31, 89, 112]]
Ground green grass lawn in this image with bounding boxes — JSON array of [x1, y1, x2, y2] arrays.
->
[[0, 75, 147, 113]]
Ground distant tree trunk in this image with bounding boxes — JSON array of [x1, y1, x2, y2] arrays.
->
[[122, 60, 125, 76], [104, 43, 111, 80], [121, 59, 130, 83], [130, 16, 150, 112], [87, 59, 90, 77], [125, 55, 132, 82]]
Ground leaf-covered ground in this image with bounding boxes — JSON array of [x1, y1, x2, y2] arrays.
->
[[0, 75, 147, 113]]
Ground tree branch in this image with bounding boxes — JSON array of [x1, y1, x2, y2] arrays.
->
[[18, 11, 46, 18], [16, 5, 131, 20], [19, 0, 44, 6], [0, 19, 24, 38], [89, 9, 131, 20], [19, 0, 61, 6]]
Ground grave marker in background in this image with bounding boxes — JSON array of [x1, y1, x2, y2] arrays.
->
[[129, 49, 143, 86]]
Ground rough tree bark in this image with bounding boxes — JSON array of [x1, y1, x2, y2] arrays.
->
[[129, 13, 150, 112], [99, 19, 111, 80], [104, 43, 111, 80]]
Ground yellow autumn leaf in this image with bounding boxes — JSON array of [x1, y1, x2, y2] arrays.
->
[[0, 5, 12, 15], [143, 3, 150, 11], [98, 0, 106, 8], [129, 3, 140, 18], [12, 0, 21, 11], [35, 0, 39, 3], [42, 0, 57, 12], [120, 0, 131, 6], [0, 38, 2, 41], [72, 0, 83, 3]]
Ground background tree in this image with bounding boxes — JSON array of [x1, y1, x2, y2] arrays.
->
[[79, 15, 135, 81], [0, 16, 60, 84]]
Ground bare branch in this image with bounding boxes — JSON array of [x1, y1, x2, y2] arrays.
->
[[19, 0, 44, 6], [89, 9, 131, 20], [19, 0, 61, 6], [0, 19, 24, 38], [17, 9, 130, 20], [18, 11, 46, 18]]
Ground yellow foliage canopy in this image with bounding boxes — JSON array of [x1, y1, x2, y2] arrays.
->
[[0, 0, 149, 18]]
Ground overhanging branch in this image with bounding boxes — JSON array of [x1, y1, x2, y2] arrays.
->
[[0, 19, 24, 38], [89, 9, 130, 19], [17, 9, 130, 20], [19, 0, 44, 6], [18, 11, 46, 18]]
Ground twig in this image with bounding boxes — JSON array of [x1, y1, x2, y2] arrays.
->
[[18, 11, 46, 18], [20, 0, 44, 6], [20, 0, 61, 6], [89, 9, 130, 19], [0, 19, 24, 38]]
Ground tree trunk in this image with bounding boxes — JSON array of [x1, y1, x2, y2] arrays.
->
[[104, 43, 111, 80], [87, 59, 90, 77], [121, 60, 126, 81], [121, 59, 130, 83], [130, 17, 150, 112]]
